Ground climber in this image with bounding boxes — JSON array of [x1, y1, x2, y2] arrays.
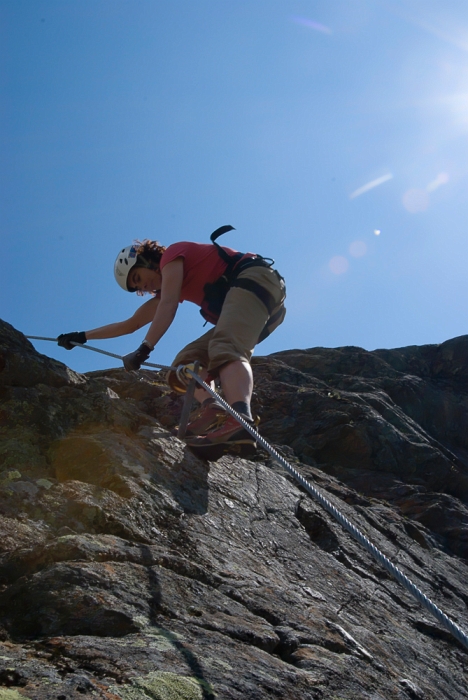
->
[[57, 227, 286, 458]]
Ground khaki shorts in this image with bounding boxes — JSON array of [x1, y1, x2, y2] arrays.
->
[[172, 265, 286, 373]]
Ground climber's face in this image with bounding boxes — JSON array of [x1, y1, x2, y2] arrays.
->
[[128, 267, 161, 294]]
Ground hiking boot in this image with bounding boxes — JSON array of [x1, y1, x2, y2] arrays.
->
[[185, 414, 257, 461], [185, 398, 227, 437]]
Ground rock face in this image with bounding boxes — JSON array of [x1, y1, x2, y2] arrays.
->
[[0, 318, 467, 699]]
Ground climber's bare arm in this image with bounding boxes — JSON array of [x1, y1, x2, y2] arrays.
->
[[144, 259, 184, 348], [85, 297, 160, 340]]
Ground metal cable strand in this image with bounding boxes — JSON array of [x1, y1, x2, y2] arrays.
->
[[26, 337, 177, 372], [186, 368, 468, 652], [25, 338, 468, 650]]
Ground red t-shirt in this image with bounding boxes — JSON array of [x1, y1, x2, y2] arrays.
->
[[159, 241, 252, 306]]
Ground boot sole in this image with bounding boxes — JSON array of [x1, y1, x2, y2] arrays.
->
[[186, 439, 257, 461]]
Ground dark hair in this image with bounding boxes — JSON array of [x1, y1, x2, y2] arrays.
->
[[130, 239, 167, 296], [134, 239, 166, 268]]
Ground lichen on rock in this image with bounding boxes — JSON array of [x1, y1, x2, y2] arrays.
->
[[114, 670, 213, 700]]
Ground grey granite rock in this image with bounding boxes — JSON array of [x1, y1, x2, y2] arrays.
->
[[0, 320, 467, 699]]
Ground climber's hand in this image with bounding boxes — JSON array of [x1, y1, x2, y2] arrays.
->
[[122, 342, 152, 371], [57, 332, 87, 350]]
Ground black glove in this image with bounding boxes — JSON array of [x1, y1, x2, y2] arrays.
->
[[122, 342, 152, 371], [57, 331, 87, 350]]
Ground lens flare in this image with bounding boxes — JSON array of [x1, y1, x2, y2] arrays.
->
[[402, 188, 430, 213], [329, 256, 349, 275], [374, 229, 381, 236], [349, 241, 367, 258], [427, 172, 449, 192], [291, 16, 332, 34], [350, 173, 393, 199]]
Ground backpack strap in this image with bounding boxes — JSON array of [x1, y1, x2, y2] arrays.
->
[[210, 224, 236, 242], [210, 225, 237, 265]]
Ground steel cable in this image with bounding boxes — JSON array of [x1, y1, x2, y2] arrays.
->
[[26, 336, 468, 651], [185, 370, 468, 651], [26, 336, 178, 372]]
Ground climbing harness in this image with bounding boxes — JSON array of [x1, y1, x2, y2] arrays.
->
[[200, 226, 286, 342], [25, 336, 468, 651]]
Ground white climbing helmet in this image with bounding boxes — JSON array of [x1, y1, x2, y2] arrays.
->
[[114, 245, 139, 292]]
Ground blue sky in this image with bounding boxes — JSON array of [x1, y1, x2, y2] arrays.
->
[[2, 0, 468, 373]]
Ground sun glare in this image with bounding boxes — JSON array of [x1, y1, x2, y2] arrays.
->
[[442, 92, 468, 130]]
